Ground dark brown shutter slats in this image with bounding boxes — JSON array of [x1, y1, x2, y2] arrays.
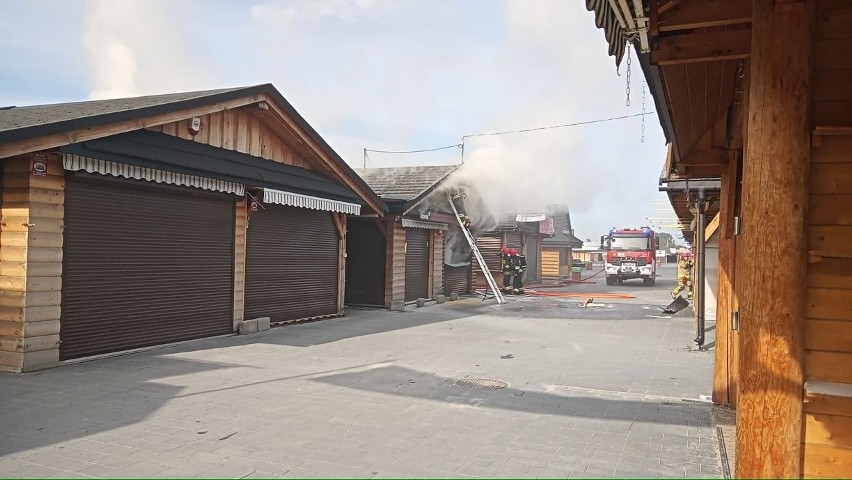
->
[[61, 175, 236, 360], [473, 234, 502, 274], [404, 228, 430, 301], [244, 204, 338, 323], [443, 264, 471, 295]]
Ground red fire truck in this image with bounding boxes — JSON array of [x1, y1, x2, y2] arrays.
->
[[601, 227, 658, 286]]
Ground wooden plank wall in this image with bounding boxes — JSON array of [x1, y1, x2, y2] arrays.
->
[[431, 230, 444, 297], [0, 153, 64, 372], [802, 2, 852, 477], [149, 110, 312, 169], [384, 219, 405, 309], [541, 248, 560, 278], [232, 198, 247, 330]]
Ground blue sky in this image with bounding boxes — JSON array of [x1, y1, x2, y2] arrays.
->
[[0, 0, 682, 242]]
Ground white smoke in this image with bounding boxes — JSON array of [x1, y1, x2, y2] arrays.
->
[[83, 0, 212, 100]]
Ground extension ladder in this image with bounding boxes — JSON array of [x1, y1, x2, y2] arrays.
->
[[446, 193, 506, 304]]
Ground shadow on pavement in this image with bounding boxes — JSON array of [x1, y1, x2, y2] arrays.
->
[[310, 364, 713, 428], [0, 355, 242, 456]]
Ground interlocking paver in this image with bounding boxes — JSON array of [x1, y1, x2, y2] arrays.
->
[[0, 266, 720, 478]]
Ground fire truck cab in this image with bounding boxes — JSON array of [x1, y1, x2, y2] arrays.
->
[[601, 227, 658, 286]]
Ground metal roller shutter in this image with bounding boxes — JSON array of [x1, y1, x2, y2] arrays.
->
[[505, 232, 522, 251], [473, 233, 502, 275], [245, 204, 338, 323], [443, 264, 471, 295], [61, 174, 236, 360], [404, 228, 430, 301]]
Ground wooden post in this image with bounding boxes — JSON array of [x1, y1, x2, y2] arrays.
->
[[713, 156, 739, 406], [232, 198, 248, 330], [336, 213, 347, 313], [736, 1, 812, 477]]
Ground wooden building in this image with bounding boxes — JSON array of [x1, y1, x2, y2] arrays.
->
[[541, 205, 584, 278], [0, 84, 385, 372], [586, 0, 852, 477], [350, 166, 460, 309]]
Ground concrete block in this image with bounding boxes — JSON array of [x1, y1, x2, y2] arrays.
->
[[254, 317, 271, 332], [239, 319, 258, 335], [416, 298, 426, 308], [21, 348, 59, 372], [435, 295, 446, 304], [450, 293, 460, 301], [390, 300, 405, 312]]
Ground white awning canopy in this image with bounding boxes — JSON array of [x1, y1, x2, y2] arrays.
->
[[401, 218, 448, 230], [262, 188, 361, 215], [63, 154, 244, 195]]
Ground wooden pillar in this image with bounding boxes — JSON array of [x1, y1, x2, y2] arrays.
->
[[736, 1, 813, 477], [431, 230, 444, 298], [384, 218, 405, 309], [337, 213, 347, 313], [713, 156, 740, 406], [0, 153, 64, 372], [232, 198, 247, 330]]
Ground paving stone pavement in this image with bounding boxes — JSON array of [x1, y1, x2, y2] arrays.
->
[[0, 265, 721, 478]]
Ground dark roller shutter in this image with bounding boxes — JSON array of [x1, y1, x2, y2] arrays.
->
[[506, 232, 522, 251], [61, 174, 236, 360], [473, 233, 502, 275], [443, 264, 471, 295], [345, 219, 386, 306], [404, 228, 430, 301], [245, 204, 338, 323]]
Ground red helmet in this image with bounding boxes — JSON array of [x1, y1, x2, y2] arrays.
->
[[501, 247, 511, 255]]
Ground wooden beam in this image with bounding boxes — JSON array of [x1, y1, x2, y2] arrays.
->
[[653, 29, 751, 65], [658, 0, 752, 32], [712, 156, 739, 407], [337, 213, 347, 313], [705, 212, 721, 241], [735, 0, 812, 477], [658, 0, 684, 15]]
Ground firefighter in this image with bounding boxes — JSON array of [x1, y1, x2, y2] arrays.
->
[[671, 252, 694, 299], [501, 247, 515, 293], [513, 249, 527, 295], [451, 192, 472, 228]]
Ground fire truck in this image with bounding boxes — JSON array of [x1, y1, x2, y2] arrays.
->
[[601, 227, 658, 286]]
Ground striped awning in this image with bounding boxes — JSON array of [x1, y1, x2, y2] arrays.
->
[[585, 0, 628, 67], [63, 154, 244, 195], [262, 188, 361, 215], [401, 218, 448, 231]]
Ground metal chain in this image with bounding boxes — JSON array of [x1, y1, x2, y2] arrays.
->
[[641, 78, 646, 143], [625, 46, 632, 107]]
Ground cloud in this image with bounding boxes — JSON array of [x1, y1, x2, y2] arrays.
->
[[250, 0, 398, 23], [82, 0, 214, 100]]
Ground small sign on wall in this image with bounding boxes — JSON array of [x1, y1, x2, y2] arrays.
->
[[31, 153, 48, 176]]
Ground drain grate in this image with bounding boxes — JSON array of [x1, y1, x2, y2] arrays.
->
[[455, 378, 509, 390]]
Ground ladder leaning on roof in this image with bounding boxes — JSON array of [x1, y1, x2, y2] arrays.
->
[[446, 193, 506, 305]]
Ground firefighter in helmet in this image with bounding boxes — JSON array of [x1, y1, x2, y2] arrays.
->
[[513, 249, 527, 295], [671, 252, 694, 299], [451, 191, 472, 228], [501, 247, 515, 293]]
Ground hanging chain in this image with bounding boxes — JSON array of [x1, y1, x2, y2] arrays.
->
[[641, 78, 647, 143], [625, 46, 632, 107]]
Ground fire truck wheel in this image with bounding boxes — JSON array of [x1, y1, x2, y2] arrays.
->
[[606, 277, 615, 286]]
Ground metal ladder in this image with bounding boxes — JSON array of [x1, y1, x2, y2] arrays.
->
[[447, 193, 506, 304]]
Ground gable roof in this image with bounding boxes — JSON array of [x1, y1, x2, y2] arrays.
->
[[0, 84, 386, 214], [354, 165, 458, 211], [0, 88, 245, 138]]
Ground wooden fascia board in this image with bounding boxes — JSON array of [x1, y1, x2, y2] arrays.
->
[[261, 99, 386, 216], [0, 95, 266, 159], [658, 0, 752, 32], [652, 29, 751, 65]]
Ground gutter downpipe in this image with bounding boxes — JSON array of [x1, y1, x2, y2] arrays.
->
[[694, 189, 707, 348]]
